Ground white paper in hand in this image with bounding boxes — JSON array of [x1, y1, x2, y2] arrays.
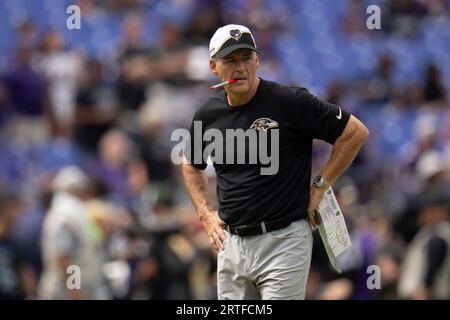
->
[[316, 187, 352, 273]]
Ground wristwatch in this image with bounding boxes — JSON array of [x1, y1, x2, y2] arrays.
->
[[312, 175, 329, 189]]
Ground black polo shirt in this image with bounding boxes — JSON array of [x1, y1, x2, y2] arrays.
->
[[184, 79, 350, 225]]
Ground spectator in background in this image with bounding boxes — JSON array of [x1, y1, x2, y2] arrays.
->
[[36, 29, 83, 137], [116, 17, 190, 116], [75, 0, 102, 24], [131, 198, 197, 300], [0, 82, 10, 128], [0, 45, 51, 145], [39, 166, 110, 299], [326, 80, 346, 106], [125, 159, 156, 228], [91, 129, 136, 205], [384, 0, 428, 37], [415, 150, 450, 197], [424, 0, 449, 17], [422, 64, 448, 106], [73, 60, 120, 158], [364, 209, 405, 300], [398, 197, 450, 299], [14, 20, 39, 51], [32, 30, 85, 177], [9, 181, 52, 287], [117, 13, 150, 113], [0, 191, 36, 299], [158, 23, 190, 86], [360, 54, 395, 105], [341, 0, 366, 38], [137, 107, 175, 200], [184, 4, 224, 46]]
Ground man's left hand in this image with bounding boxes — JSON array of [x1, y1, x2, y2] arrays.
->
[[307, 186, 326, 228]]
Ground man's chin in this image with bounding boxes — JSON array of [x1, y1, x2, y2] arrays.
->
[[230, 88, 248, 95], [230, 82, 249, 92]]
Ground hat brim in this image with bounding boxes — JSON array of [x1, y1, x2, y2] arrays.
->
[[213, 44, 259, 58]]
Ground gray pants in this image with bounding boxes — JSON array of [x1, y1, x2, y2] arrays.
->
[[217, 219, 313, 300]]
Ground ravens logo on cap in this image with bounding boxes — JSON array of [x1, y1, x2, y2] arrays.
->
[[229, 29, 242, 41]]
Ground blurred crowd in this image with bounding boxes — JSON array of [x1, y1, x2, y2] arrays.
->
[[1, 0, 450, 300]]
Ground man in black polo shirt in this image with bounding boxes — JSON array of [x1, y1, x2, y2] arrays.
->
[[182, 24, 369, 300]]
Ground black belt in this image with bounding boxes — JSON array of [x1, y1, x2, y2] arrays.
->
[[225, 218, 291, 237]]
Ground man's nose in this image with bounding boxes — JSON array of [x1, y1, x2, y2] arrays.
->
[[235, 59, 246, 71]]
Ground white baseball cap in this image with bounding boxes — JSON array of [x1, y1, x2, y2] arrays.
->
[[416, 151, 444, 182], [209, 24, 259, 58], [52, 166, 90, 192]]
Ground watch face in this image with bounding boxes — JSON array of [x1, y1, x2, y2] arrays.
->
[[313, 176, 324, 187]]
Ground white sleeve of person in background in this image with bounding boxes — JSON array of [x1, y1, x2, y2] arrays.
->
[[317, 187, 352, 274]]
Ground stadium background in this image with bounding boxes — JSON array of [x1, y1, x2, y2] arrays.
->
[[0, 0, 449, 300]]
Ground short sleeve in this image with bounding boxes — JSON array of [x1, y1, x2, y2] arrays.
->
[[292, 88, 351, 144], [183, 110, 207, 170]]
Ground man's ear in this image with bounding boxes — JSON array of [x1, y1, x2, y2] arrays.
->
[[255, 53, 260, 69], [210, 58, 218, 76]]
